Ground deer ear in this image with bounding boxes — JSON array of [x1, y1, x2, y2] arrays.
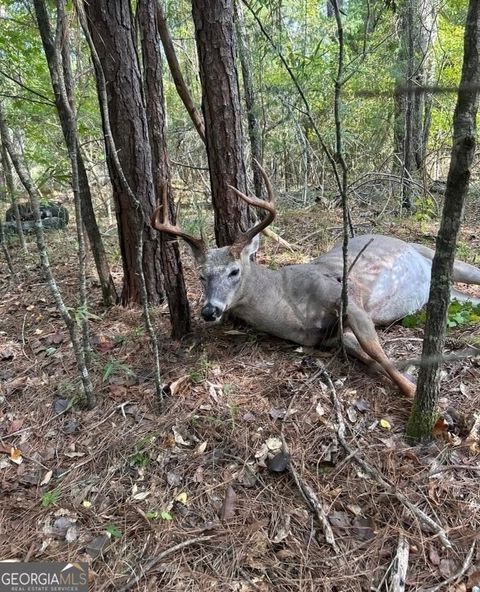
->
[[188, 242, 206, 264], [241, 234, 260, 260]]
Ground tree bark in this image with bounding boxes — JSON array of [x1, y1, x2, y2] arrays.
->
[[33, 0, 116, 306], [84, 0, 164, 305], [393, 0, 438, 210], [137, 0, 191, 339], [192, 0, 252, 246], [235, 1, 263, 198], [0, 133, 27, 252], [406, 0, 480, 441]]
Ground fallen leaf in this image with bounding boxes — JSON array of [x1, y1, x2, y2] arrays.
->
[[166, 472, 182, 487], [265, 437, 282, 453], [53, 398, 70, 415], [91, 334, 116, 353], [269, 407, 287, 420], [439, 558, 457, 579], [354, 399, 370, 412], [428, 546, 440, 566], [329, 511, 351, 531], [175, 492, 188, 505], [195, 441, 207, 455], [82, 500, 92, 509], [6, 419, 24, 435], [270, 514, 291, 543], [167, 375, 190, 396], [267, 451, 291, 473], [220, 485, 236, 521], [347, 406, 358, 424], [0, 347, 14, 360], [352, 516, 376, 541], [467, 570, 480, 588], [379, 418, 392, 430], [40, 470, 53, 486], [86, 535, 110, 560], [316, 402, 326, 417], [132, 490, 150, 501]]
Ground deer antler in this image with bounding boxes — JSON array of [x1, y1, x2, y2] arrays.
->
[[227, 160, 276, 256], [151, 184, 206, 257]]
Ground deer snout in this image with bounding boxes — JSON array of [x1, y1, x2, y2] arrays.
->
[[201, 303, 222, 322]]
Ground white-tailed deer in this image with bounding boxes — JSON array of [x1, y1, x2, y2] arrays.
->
[[151, 168, 480, 398]]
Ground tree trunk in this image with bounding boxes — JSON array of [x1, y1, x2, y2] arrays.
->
[[0, 103, 95, 408], [192, 0, 252, 246], [393, 0, 437, 210], [406, 0, 480, 442], [137, 0, 191, 339], [0, 134, 27, 252], [33, 0, 116, 307], [235, 1, 263, 198], [83, 0, 164, 305]]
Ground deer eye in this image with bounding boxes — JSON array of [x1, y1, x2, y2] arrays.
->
[[229, 268, 240, 277]]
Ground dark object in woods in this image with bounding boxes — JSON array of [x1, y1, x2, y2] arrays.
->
[[429, 180, 447, 196], [2, 201, 69, 238]]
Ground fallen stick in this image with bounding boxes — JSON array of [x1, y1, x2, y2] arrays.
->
[[322, 370, 452, 549], [425, 541, 475, 592], [391, 534, 410, 592], [279, 393, 339, 553], [117, 535, 215, 592]]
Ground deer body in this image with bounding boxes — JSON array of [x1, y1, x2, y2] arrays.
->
[[151, 166, 480, 398]]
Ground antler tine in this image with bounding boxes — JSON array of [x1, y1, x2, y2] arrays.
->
[[227, 160, 276, 250], [151, 184, 206, 255]]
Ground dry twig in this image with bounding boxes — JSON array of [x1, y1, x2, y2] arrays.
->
[[425, 541, 475, 592], [322, 369, 452, 549], [117, 535, 215, 592]]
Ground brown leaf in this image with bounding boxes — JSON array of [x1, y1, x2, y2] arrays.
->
[[439, 558, 457, 579], [0, 347, 14, 360], [328, 511, 351, 531], [6, 419, 24, 435], [91, 334, 116, 353], [45, 332, 65, 345], [467, 570, 480, 588], [352, 516, 376, 541], [220, 485, 237, 521], [428, 546, 440, 566]]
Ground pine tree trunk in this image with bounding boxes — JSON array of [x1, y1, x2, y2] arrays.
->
[[406, 0, 480, 441], [235, 2, 263, 198], [84, 0, 164, 305], [137, 0, 191, 339], [192, 0, 252, 246]]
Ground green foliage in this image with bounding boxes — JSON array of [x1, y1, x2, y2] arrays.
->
[[41, 489, 61, 508], [105, 524, 123, 539], [402, 299, 480, 329], [188, 355, 212, 383], [102, 358, 135, 382], [446, 300, 480, 328]]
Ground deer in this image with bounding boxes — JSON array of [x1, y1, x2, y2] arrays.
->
[[151, 167, 480, 398]]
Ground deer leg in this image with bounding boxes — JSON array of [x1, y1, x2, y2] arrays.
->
[[346, 303, 416, 397], [342, 330, 388, 377]]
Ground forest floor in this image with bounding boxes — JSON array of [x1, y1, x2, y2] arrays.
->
[[1, 198, 480, 591]]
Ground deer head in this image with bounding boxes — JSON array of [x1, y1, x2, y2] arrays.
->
[[151, 164, 275, 323]]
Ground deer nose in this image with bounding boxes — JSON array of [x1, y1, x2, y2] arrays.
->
[[201, 303, 221, 322]]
